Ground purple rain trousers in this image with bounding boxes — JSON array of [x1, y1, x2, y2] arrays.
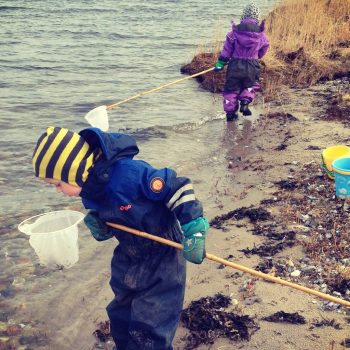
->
[[223, 58, 261, 113]]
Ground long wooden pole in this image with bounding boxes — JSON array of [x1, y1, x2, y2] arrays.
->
[[106, 222, 350, 308], [107, 68, 214, 110]]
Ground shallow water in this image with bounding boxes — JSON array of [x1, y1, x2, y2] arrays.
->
[[0, 1, 277, 348]]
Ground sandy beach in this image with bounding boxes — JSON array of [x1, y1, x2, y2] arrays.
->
[[82, 79, 349, 350], [171, 79, 350, 350]]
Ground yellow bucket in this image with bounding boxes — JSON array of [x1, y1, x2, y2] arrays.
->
[[321, 145, 350, 179]]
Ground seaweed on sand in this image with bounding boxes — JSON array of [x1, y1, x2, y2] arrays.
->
[[252, 223, 296, 241], [210, 206, 271, 230], [93, 321, 111, 342], [239, 238, 295, 257], [262, 311, 306, 324], [274, 179, 298, 190], [181, 293, 259, 350], [310, 318, 342, 330], [328, 279, 350, 296]]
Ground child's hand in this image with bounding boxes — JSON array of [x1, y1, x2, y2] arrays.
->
[[181, 217, 209, 264], [214, 59, 227, 72], [84, 211, 115, 241]]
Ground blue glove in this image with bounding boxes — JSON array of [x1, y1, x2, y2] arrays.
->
[[214, 59, 227, 72], [84, 211, 115, 241], [181, 217, 209, 264]]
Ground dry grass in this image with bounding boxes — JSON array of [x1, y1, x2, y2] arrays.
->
[[265, 0, 350, 54], [263, 0, 350, 95], [181, 0, 350, 100]]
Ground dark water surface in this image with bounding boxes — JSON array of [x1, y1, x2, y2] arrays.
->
[[0, 0, 276, 216]]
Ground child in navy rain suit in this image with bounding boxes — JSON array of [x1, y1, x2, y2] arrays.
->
[[214, 2, 270, 121], [31, 126, 209, 350]]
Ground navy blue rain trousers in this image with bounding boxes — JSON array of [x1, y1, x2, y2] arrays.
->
[[107, 225, 186, 350]]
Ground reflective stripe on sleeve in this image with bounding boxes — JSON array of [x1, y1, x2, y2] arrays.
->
[[166, 183, 193, 209], [170, 194, 196, 211]]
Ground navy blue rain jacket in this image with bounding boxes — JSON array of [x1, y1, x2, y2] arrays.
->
[[79, 128, 203, 258]]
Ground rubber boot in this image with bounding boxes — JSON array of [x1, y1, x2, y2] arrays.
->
[[226, 110, 238, 122], [239, 101, 252, 116]]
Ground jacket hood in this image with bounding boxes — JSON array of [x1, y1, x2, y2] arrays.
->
[[234, 30, 264, 48], [79, 128, 139, 201], [232, 18, 264, 32], [232, 19, 265, 52], [79, 128, 139, 163], [237, 18, 259, 27]]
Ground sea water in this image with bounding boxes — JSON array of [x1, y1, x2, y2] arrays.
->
[[0, 1, 277, 348]]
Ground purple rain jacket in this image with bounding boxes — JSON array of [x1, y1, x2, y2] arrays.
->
[[219, 18, 270, 62]]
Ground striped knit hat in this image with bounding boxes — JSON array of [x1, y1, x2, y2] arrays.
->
[[32, 126, 97, 187], [241, 2, 260, 21]]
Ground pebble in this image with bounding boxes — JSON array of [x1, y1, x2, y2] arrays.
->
[[301, 265, 316, 274], [296, 234, 309, 241], [314, 278, 324, 284], [341, 258, 350, 266], [291, 270, 301, 277], [324, 302, 340, 311], [0, 337, 9, 343], [12, 277, 25, 287], [306, 195, 318, 201], [298, 214, 310, 223], [287, 259, 294, 267], [0, 322, 7, 332], [232, 299, 239, 306]]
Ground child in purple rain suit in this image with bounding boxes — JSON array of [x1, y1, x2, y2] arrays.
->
[[214, 2, 270, 121]]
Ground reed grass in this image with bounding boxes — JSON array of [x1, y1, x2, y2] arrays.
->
[[264, 0, 350, 90]]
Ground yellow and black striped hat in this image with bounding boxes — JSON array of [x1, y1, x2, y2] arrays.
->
[[32, 126, 96, 187]]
